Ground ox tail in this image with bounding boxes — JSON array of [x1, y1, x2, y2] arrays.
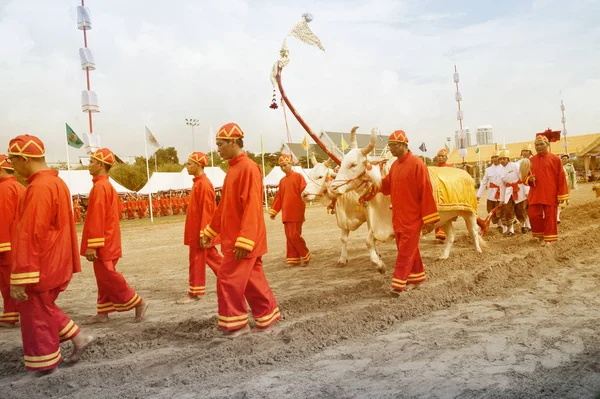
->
[[477, 206, 499, 236]]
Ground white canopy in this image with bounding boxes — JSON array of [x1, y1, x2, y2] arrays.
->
[[58, 170, 132, 196], [138, 167, 226, 194], [263, 166, 310, 187]]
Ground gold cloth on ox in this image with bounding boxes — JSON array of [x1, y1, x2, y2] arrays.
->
[[428, 167, 478, 212]]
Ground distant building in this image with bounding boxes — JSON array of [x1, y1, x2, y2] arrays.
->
[[454, 127, 472, 149], [476, 125, 494, 145]]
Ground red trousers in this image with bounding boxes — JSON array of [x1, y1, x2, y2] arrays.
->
[[216, 254, 280, 331], [392, 231, 426, 292], [529, 204, 558, 242], [93, 259, 141, 314], [188, 246, 222, 297], [284, 222, 310, 265], [0, 265, 19, 324], [18, 287, 80, 371]]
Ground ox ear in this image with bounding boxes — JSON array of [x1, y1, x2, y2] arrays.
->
[[324, 158, 332, 167]]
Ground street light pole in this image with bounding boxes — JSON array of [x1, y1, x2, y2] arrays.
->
[[185, 118, 200, 151]]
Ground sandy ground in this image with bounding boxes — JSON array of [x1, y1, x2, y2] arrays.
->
[[0, 183, 599, 399]]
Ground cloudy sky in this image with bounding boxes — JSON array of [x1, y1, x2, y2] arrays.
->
[[0, 0, 598, 162]]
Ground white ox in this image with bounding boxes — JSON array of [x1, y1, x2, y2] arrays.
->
[[329, 128, 488, 261], [302, 148, 387, 272]]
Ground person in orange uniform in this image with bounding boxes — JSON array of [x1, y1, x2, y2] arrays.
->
[[201, 122, 280, 338], [381, 130, 440, 294], [119, 197, 126, 220], [0, 154, 25, 328], [73, 198, 82, 224], [269, 154, 311, 266], [81, 148, 148, 324], [7, 135, 93, 383], [433, 148, 453, 241], [524, 135, 569, 245], [177, 152, 222, 304], [138, 196, 148, 219]]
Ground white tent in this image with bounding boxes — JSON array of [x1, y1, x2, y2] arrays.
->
[[58, 170, 132, 196], [138, 167, 227, 194], [263, 166, 310, 187]]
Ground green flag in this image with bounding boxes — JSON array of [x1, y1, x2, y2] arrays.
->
[[475, 145, 480, 153], [66, 123, 84, 149]]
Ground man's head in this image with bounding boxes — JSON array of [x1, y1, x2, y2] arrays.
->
[[436, 148, 448, 164], [186, 151, 208, 176], [215, 122, 244, 161], [561, 154, 570, 165], [387, 130, 409, 158], [7, 134, 46, 179], [0, 154, 15, 177], [278, 154, 293, 174], [534, 135, 549, 154], [498, 149, 510, 166], [521, 144, 532, 159], [491, 152, 499, 166], [89, 148, 115, 177]]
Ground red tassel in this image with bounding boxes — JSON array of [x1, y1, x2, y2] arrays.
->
[[269, 89, 279, 109]]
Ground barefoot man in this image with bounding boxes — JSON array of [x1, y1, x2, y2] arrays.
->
[[381, 130, 440, 294], [81, 148, 148, 324], [201, 122, 280, 337], [0, 154, 25, 328], [177, 151, 222, 304], [7, 135, 93, 382], [524, 135, 569, 245], [268, 154, 311, 266]]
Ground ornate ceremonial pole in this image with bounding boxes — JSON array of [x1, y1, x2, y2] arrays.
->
[[270, 14, 342, 165], [454, 65, 467, 165], [81, 0, 93, 135], [560, 96, 568, 154]]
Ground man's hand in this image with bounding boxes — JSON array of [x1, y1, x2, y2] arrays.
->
[[234, 247, 249, 260], [10, 285, 28, 302], [85, 248, 98, 262], [270, 215, 275, 220], [200, 236, 212, 249], [421, 222, 435, 235]]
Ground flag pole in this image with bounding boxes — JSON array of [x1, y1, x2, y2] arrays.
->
[[306, 141, 309, 169], [261, 135, 268, 212], [209, 125, 215, 168], [65, 129, 74, 214], [144, 125, 154, 223]]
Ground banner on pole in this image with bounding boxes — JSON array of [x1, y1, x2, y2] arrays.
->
[[66, 124, 84, 149], [145, 126, 160, 149]]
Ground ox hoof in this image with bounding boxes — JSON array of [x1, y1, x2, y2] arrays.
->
[[375, 265, 386, 275], [438, 254, 449, 260], [336, 261, 348, 268]]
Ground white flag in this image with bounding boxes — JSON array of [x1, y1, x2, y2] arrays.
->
[[145, 126, 160, 149]]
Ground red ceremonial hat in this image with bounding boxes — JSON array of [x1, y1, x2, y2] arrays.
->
[[188, 151, 208, 166], [91, 148, 116, 165], [388, 130, 408, 143], [0, 154, 13, 170], [278, 154, 292, 165], [437, 148, 448, 156], [216, 122, 244, 140], [8, 134, 45, 158], [535, 134, 549, 143]]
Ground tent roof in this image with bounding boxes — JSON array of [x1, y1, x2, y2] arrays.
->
[[58, 170, 132, 196], [447, 132, 600, 164], [264, 166, 310, 187], [138, 167, 226, 194]]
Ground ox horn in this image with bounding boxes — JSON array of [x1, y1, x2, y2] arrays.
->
[[310, 151, 318, 167], [350, 126, 359, 149], [324, 157, 332, 167], [361, 128, 377, 156]]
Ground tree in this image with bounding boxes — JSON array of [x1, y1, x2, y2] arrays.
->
[[151, 147, 179, 166], [109, 164, 148, 192]]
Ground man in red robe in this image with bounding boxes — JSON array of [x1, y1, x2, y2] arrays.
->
[[525, 135, 569, 245], [433, 148, 453, 240], [177, 152, 222, 304], [201, 122, 280, 338], [7, 135, 93, 382], [0, 154, 25, 328], [81, 148, 148, 324], [381, 130, 440, 294], [269, 154, 311, 266]]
